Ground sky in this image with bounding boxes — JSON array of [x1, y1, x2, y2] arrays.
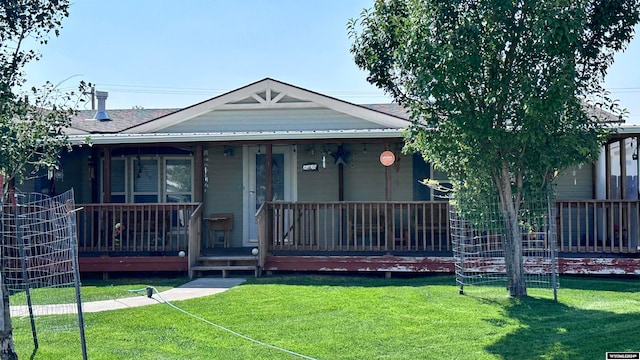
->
[[22, 1, 640, 123]]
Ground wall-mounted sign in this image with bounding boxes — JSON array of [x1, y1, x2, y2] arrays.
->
[[302, 163, 319, 171], [380, 151, 395, 167]]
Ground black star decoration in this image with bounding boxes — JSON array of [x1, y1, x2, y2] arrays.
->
[[332, 146, 350, 165]]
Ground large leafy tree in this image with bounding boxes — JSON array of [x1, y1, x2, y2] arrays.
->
[[349, 0, 640, 297], [0, 1, 85, 358]]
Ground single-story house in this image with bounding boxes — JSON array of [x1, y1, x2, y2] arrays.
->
[[18, 78, 640, 277]]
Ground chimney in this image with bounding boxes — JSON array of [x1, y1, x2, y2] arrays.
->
[[93, 91, 111, 121]]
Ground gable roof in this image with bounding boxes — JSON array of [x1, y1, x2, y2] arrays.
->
[[121, 78, 409, 134]]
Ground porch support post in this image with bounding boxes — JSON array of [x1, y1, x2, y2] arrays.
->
[[194, 145, 203, 202], [637, 137, 640, 199], [265, 144, 273, 202], [90, 149, 99, 203], [103, 147, 111, 203], [606, 143, 611, 199], [338, 164, 344, 201], [620, 140, 627, 199], [385, 142, 392, 201]]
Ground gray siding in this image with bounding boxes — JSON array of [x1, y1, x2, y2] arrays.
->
[[204, 145, 244, 246], [161, 108, 391, 133], [11, 148, 91, 203], [59, 148, 92, 203], [296, 146, 339, 201], [342, 143, 412, 201], [556, 164, 593, 200]]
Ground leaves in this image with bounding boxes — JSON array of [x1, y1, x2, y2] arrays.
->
[[350, 0, 640, 297], [350, 0, 639, 195], [0, 0, 81, 188]]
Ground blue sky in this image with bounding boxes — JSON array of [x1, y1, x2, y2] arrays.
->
[[23, 1, 640, 123]]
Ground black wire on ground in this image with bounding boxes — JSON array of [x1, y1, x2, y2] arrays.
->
[[128, 286, 318, 360]]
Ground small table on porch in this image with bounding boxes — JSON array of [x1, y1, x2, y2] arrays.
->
[[205, 213, 233, 248]]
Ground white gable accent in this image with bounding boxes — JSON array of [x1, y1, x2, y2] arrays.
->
[[161, 108, 393, 133], [123, 78, 408, 134]]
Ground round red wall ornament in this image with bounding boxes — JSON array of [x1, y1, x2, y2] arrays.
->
[[380, 151, 395, 167]]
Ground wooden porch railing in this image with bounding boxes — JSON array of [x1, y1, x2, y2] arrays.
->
[[76, 203, 201, 254], [188, 203, 203, 278], [556, 200, 639, 253], [258, 200, 640, 255], [256, 202, 268, 269], [259, 201, 450, 252]]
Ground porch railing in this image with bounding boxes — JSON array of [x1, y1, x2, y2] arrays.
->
[[76, 203, 201, 254], [556, 200, 639, 253], [258, 200, 640, 255], [260, 201, 450, 252], [188, 203, 203, 278]]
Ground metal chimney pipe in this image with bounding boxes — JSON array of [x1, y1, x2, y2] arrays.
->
[[94, 91, 110, 121]]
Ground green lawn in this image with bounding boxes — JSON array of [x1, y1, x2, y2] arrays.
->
[[10, 276, 189, 305], [12, 275, 640, 359]]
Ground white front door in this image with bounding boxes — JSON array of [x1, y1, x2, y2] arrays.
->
[[243, 145, 296, 245]]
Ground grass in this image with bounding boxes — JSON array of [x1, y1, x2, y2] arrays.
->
[[10, 276, 189, 305], [11, 274, 640, 359]]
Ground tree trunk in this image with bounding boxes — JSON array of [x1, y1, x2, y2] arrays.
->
[[0, 330, 17, 360], [0, 191, 17, 360], [496, 164, 527, 298], [503, 205, 527, 297], [0, 284, 16, 360]]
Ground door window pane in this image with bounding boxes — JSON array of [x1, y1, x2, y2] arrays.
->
[[255, 154, 285, 210]]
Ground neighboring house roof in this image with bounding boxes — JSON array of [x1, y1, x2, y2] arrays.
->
[[364, 103, 410, 120], [70, 108, 180, 134]]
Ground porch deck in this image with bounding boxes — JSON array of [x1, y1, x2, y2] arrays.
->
[[59, 200, 640, 276]]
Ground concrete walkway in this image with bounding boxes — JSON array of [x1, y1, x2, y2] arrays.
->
[[10, 278, 245, 317]]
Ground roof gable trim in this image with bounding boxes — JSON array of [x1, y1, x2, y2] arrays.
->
[[123, 78, 408, 134]]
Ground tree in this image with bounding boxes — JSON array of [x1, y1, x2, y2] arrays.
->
[[0, 1, 83, 358], [349, 0, 640, 297]]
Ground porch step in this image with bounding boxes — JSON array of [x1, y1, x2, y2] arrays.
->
[[196, 256, 256, 262], [191, 265, 258, 278]]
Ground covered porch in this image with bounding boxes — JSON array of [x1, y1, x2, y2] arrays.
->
[[54, 79, 640, 277]]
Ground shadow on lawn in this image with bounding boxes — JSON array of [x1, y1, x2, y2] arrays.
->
[[484, 296, 640, 359], [557, 275, 640, 293]]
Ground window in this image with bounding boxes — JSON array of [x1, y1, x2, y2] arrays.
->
[[100, 155, 193, 203], [133, 158, 160, 203], [110, 158, 127, 203], [165, 158, 193, 202]]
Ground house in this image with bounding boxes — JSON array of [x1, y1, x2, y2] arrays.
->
[[20, 78, 640, 277]]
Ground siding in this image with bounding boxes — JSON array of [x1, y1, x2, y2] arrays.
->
[[296, 146, 339, 201], [342, 143, 412, 201], [556, 164, 593, 200], [12, 148, 91, 203], [58, 148, 92, 203], [204, 145, 244, 246], [161, 108, 391, 133]]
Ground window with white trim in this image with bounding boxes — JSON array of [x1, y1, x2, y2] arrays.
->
[[100, 155, 193, 203], [111, 158, 127, 203], [165, 158, 193, 202], [133, 158, 160, 203]]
